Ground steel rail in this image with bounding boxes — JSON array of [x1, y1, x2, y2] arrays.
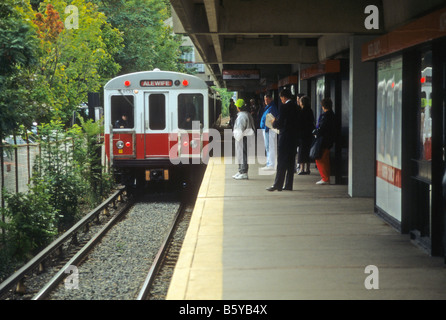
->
[[136, 202, 185, 300], [32, 196, 133, 300], [0, 187, 127, 297]]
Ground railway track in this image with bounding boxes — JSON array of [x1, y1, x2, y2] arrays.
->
[[143, 203, 193, 300], [0, 187, 130, 300], [0, 187, 195, 300]]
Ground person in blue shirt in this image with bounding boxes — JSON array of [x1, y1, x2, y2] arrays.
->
[[259, 94, 279, 171]]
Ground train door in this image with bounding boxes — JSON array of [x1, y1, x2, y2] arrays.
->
[[177, 93, 204, 162], [110, 94, 136, 159], [144, 92, 170, 158]]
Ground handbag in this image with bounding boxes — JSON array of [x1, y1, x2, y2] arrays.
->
[[309, 136, 323, 160]]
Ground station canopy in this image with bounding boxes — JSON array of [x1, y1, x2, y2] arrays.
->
[[170, 0, 445, 94]]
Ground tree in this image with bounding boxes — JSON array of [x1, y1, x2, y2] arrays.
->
[[212, 87, 234, 117], [1, 187, 58, 260], [0, 0, 39, 138], [29, 0, 123, 124], [91, 0, 186, 74]]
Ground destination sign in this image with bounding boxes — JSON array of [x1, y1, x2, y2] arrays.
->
[[140, 80, 173, 87]]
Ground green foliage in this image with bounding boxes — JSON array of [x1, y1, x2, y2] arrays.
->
[[29, 0, 123, 125], [0, 0, 38, 75], [74, 115, 114, 205], [1, 0, 124, 135], [1, 187, 58, 261], [212, 87, 235, 117], [2, 0, 188, 134], [0, 117, 115, 269], [32, 118, 114, 231], [91, 0, 186, 74], [33, 120, 88, 230], [0, 0, 39, 138]]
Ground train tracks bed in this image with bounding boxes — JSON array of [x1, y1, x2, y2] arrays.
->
[[48, 200, 180, 300]]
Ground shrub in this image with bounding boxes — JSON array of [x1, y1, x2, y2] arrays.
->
[[1, 186, 57, 261]]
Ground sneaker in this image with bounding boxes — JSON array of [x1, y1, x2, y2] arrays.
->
[[261, 166, 275, 171], [316, 179, 329, 185], [232, 172, 241, 179], [234, 173, 248, 180]]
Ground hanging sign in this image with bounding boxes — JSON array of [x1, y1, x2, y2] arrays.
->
[[222, 70, 260, 80]]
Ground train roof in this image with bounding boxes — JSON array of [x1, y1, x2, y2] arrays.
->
[[104, 70, 208, 90]]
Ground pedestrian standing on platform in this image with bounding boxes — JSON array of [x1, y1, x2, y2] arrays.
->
[[266, 89, 301, 191], [313, 98, 335, 185], [233, 99, 256, 180], [297, 95, 315, 175], [229, 99, 237, 129], [255, 97, 264, 130], [259, 94, 279, 171], [249, 99, 260, 129]]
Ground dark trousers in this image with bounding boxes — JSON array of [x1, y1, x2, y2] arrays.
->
[[238, 136, 248, 174], [273, 146, 296, 190]]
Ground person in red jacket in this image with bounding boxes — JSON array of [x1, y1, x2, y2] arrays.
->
[[313, 98, 335, 185]]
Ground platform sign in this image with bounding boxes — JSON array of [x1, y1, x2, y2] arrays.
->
[[222, 70, 260, 80], [375, 55, 402, 222]]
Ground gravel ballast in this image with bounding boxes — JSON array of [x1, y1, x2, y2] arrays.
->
[[49, 200, 180, 300]]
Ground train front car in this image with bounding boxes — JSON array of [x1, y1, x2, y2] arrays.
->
[[104, 70, 213, 188]]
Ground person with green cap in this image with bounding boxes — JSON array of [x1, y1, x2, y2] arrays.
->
[[232, 98, 255, 180]]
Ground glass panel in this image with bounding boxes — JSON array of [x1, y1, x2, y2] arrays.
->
[[111, 95, 134, 129], [149, 94, 166, 130], [316, 77, 325, 122], [419, 51, 433, 161], [178, 94, 203, 129], [375, 56, 403, 222]]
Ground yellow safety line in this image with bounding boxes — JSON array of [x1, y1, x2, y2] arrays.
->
[[166, 157, 225, 300]]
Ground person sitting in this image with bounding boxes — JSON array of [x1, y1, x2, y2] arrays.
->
[[114, 114, 130, 128]]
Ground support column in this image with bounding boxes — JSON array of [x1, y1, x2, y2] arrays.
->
[[348, 36, 376, 197]]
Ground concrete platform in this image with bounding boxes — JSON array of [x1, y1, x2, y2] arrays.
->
[[166, 158, 446, 300]]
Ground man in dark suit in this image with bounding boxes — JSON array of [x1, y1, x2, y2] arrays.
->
[[266, 89, 301, 191]]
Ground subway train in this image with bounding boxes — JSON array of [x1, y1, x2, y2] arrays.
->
[[104, 69, 220, 187]]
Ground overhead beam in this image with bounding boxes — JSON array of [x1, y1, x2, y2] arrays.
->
[[219, 38, 319, 64], [203, 0, 219, 33], [173, 0, 384, 35]]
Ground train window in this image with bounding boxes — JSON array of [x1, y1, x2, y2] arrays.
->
[[178, 94, 203, 129], [149, 94, 166, 130], [111, 95, 134, 129]]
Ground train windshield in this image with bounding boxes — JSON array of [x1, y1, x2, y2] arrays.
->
[[178, 94, 203, 129], [111, 95, 134, 129]]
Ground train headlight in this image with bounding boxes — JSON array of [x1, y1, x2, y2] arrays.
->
[[116, 141, 124, 149]]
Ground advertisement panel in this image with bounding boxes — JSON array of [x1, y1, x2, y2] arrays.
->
[[376, 56, 402, 222]]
